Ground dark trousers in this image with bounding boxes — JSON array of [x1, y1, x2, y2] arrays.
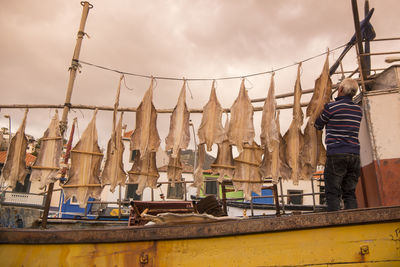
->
[[324, 154, 361, 212]]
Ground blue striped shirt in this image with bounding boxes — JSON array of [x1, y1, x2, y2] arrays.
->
[[314, 96, 362, 155]]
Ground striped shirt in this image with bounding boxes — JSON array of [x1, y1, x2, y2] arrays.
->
[[314, 96, 362, 155]]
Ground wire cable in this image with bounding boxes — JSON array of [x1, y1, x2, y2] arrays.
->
[[78, 43, 347, 82]]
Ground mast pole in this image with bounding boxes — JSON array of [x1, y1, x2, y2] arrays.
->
[[60, 1, 93, 131], [364, 0, 371, 76], [41, 1, 93, 229], [351, 0, 368, 85]]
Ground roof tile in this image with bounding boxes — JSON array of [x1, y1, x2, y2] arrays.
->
[[0, 151, 36, 167]]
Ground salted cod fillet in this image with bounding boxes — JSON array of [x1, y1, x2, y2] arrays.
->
[[128, 150, 159, 195], [165, 81, 190, 158], [260, 73, 279, 150], [101, 76, 127, 192], [131, 79, 161, 158], [167, 150, 183, 187], [30, 111, 63, 189], [211, 115, 235, 183], [302, 54, 332, 178], [197, 81, 225, 151], [1, 109, 29, 189], [228, 79, 255, 153], [192, 143, 206, 195], [64, 110, 103, 208], [283, 63, 305, 185], [101, 113, 126, 192], [259, 73, 281, 183], [232, 142, 263, 200]]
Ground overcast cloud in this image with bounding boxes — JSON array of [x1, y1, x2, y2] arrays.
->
[[0, 0, 399, 153]]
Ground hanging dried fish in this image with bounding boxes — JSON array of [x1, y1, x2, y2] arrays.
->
[[260, 73, 279, 150], [302, 54, 332, 178], [260, 73, 281, 183], [228, 79, 255, 153], [128, 150, 159, 195], [198, 81, 225, 151], [317, 131, 326, 166], [192, 143, 206, 195], [1, 109, 29, 189], [64, 110, 103, 208], [283, 64, 304, 185], [130, 78, 161, 158], [211, 115, 235, 183], [101, 113, 126, 192], [165, 81, 190, 158], [306, 53, 332, 120], [30, 110, 63, 189], [232, 142, 263, 200], [167, 150, 183, 187], [101, 75, 127, 192]]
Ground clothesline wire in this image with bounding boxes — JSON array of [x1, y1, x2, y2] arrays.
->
[[78, 43, 347, 82]]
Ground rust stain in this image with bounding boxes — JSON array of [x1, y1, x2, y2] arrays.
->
[[359, 158, 400, 207], [390, 227, 400, 254]]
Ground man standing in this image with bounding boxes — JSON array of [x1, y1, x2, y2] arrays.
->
[[314, 78, 362, 212]]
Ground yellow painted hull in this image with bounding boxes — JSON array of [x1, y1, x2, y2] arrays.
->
[[2, 221, 400, 266]]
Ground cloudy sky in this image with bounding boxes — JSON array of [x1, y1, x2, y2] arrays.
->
[[0, 0, 399, 154]]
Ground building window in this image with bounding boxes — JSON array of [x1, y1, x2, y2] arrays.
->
[[167, 180, 184, 199], [205, 179, 218, 195], [125, 184, 141, 200], [130, 150, 138, 162], [319, 186, 326, 205], [287, 190, 303, 205]]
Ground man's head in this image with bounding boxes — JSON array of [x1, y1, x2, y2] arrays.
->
[[338, 78, 359, 97]]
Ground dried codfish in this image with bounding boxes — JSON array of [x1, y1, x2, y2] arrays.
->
[[64, 110, 103, 208], [1, 109, 29, 189], [101, 113, 126, 192], [102, 75, 127, 192], [167, 150, 183, 187], [260, 73, 279, 150], [232, 142, 263, 201], [128, 150, 159, 195], [192, 144, 206, 195], [260, 73, 281, 184], [165, 81, 190, 158], [228, 79, 255, 153], [198, 81, 225, 151], [30, 110, 63, 189], [283, 64, 304, 185], [131, 79, 161, 158], [317, 130, 327, 166], [301, 54, 332, 178], [306, 54, 332, 120], [211, 115, 235, 183]]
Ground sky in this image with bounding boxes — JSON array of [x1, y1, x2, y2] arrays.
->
[[0, 0, 399, 155]]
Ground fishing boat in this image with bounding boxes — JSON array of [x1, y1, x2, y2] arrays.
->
[[1, 1, 400, 266]]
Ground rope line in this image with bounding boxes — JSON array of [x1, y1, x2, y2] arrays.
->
[[78, 43, 347, 82]]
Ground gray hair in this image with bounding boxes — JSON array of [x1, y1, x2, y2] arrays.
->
[[340, 78, 359, 97]]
